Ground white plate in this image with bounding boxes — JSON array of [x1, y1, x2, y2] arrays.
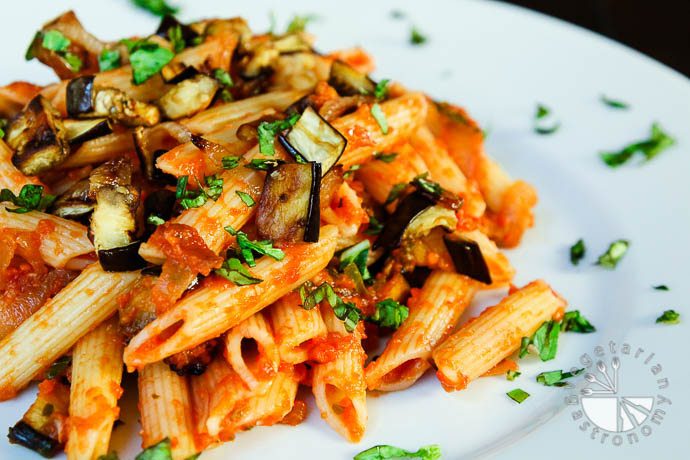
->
[[1, 1, 689, 459]]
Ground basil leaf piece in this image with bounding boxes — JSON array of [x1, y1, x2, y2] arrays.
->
[[257, 113, 299, 155], [412, 172, 444, 196], [342, 164, 360, 178], [339, 240, 371, 281], [235, 190, 255, 207], [132, 0, 179, 17], [244, 158, 286, 171], [370, 103, 388, 134], [506, 369, 521, 381], [601, 95, 629, 109], [168, 25, 184, 53], [374, 152, 397, 163], [365, 299, 409, 329], [506, 388, 530, 404], [46, 355, 72, 379], [354, 444, 441, 460], [601, 124, 675, 167], [97, 453, 121, 460], [175, 174, 224, 209], [534, 103, 560, 135], [147, 215, 165, 226], [364, 214, 383, 235], [374, 79, 390, 101], [560, 310, 595, 333], [383, 183, 406, 205], [129, 42, 174, 84], [596, 239, 629, 269], [570, 238, 585, 265], [224, 226, 284, 267], [42, 30, 70, 52], [410, 27, 427, 45], [286, 15, 317, 34], [537, 368, 584, 387], [0, 119, 6, 139], [0, 185, 56, 213], [532, 320, 559, 361], [299, 282, 361, 332], [653, 285, 669, 291], [221, 156, 241, 170], [215, 258, 262, 285], [518, 336, 531, 359], [135, 437, 173, 460], [214, 68, 233, 87], [656, 309, 680, 325], [98, 48, 121, 71]]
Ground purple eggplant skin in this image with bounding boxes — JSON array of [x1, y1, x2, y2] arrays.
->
[[373, 190, 436, 253], [143, 189, 177, 237], [278, 134, 307, 163], [65, 119, 111, 145], [155, 14, 199, 44], [443, 236, 492, 285], [402, 266, 432, 289], [141, 265, 163, 276], [7, 421, 61, 458], [304, 161, 322, 242], [65, 76, 94, 117], [284, 94, 316, 116], [98, 241, 147, 272], [164, 65, 200, 84]]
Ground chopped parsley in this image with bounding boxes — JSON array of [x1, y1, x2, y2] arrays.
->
[[412, 172, 444, 196], [98, 48, 121, 71], [37, 30, 83, 72], [286, 15, 317, 34], [374, 79, 390, 100], [364, 214, 383, 235], [560, 310, 596, 333], [534, 104, 560, 135], [97, 453, 120, 460], [601, 95, 629, 109], [384, 182, 406, 205], [0, 185, 56, 213], [519, 319, 559, 361], [147, 215, 165, 226], [134, 437, 174, 460], [339, 240, 371, 281], [299, 282, 361, 332], [354, 444, 441, 460], [168, 25, 185, 53], [653, 285, 669, 291], [235, 190, 255, 207], [365, 299, 409, 329], [370, 103, 388, 134], [244, 158, 286, 171], [570, 238, 585, 265], [215, 257, 262, 285], [257, 113, 300, 155], [46, 355, 71, 379], [224, 226, 284, 267], [596, 239, 629, 269], [374, 152, 397, 163], [343, 164, 360, 178], [221, 156, 241, 169], [656, 309, 680, 325], [214, 68, 233, 87], [601, 124, 675, 167], [506, 369, 521, 381], [0, 119, 6, 139], [537, 368, 584, 387], [175, 174, 223, 210], [410, 27, 427, 45], [506, 388, 530, 404], [132, 0, 179, 16], [123, 39, 174, 84]]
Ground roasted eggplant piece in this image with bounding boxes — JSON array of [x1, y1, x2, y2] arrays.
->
[[143, 189, 177, 236], [157, 74, 219, 120], [65, 76, 94, 117], [279, 106, 346, 174], [155, 14, 199, 44], [132, 127, 176, 184], [273, 34, 312, 54], [6, 96, 70, 176], [7, 422, 60, 458], [63, 118, 111, 145], [444, 236, 492, 285], [403, 205, 457, 241], [160, 64, 199, 84], [99, 241, 147, 272], [328, 60, 376, 96], [51, 178, 94, 219], [256, 162, 321, 242], [402, 266, 432, 289], [165, 338, 219, 376], [373, 190, 436, 253]]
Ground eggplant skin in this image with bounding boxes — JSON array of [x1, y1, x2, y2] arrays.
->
[[7, 96, 70, 176], [256, 163, 316, 242], [444, 237, 492, 285], [99, 241, 147, 272], [283, 106, 346, 174], [328, 60, 376, 97], [8, 421, 61, 458], [91, 185, 141, 250], [66, 76, 94, 117], [63, 118, 111, 145], [373, 191, 436, 253], [51, 178, 94, 219], [91, 88, 160, 126], [158, 74, 219, 120]]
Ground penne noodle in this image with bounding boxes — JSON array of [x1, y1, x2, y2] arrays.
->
[[65, 316, 123, 460], [269, 292, 327, 364], [124, 225, 339, 369], [139, 361, 198, 460], [0, 208, 94, 268], [455, 229, 515, 288], [0, 139, 42, 192], [0, 264, 139, 400], [365, 271, 477, 392], [320, 180, 369, 250], [58, 131, 135, 169], [432, 280, 566, 391]]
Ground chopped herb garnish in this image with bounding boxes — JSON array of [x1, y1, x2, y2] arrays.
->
[[286, 15, 317, 34], [537, 368, 584, 387], [134, 437, 174, 460], [168, 25, 185, 53], [221, 156, 241, 170], [374, 79, 390, 100], [147, 215, 165, 226], [220, 89, 233, 102], [224, 226, 284, 267], [97, 453, 120, 460], [601, 95, 629, 109], [124, 39, 174, 84], [656, 309, 680, 325], [299, 282, 361, 332], [601, 124, 675, 167], [175, 174, 223, 209], [98, 48, 121, 71], [0, 185, 56, 213], [412, 172, 444, 196], [383, 182, 406, 205], [506, 388, 530, 404], [235, 190, 255, 207], [190, 36, 204, 46], [257, 113, 300, 155], [596, 239, 629, 269], [339, 240, 371, 281], [354, 443, 441, 460], [214, 68, 233, 87], [132, 0, 179, 16], [520, 320, 559, 361], [364, 214, 383, 235], [365, 299, 409, 329], [506, 369, 521, 381], [560, 310, 596, 333], [370, 103, 388, 134], [38, 30, 83, 72], [244, 158, 286, 171], [410, 27, 427, 45], [46, 355, 71, 379], [570, 238, 585, 265], [653, 285, 669, 291], [215, 257, 262, 285], [0, 119, 6, 139], [374, 152, 398, 163], [342, 164, 360, 178], [534, 104, 559, 135]]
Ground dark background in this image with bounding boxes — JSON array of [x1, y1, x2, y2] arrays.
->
[[501, 0, 690, 77]]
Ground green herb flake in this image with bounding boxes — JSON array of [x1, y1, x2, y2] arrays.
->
[[370, 103, 388, 134], [364, 214, 383, 235], [41, 30, 70, 52], [653, 285, 669, 291], [506, 369, 521, 381], [64, 53, 83, 72], [374, 152, 398, 163], [0, 185, 56, 213], [570, 238, 585, 265], [299, 282, 361, 332], [129, 42, 174, 84], [244, 158, 286, 171], [0, 119, 6, 139], [560, 310, 596, 333], [520, 320, 559, 361], [132, 0, 179, 17], [354, 443, 441, 460], [214, 68, 233, 87], [601, 124, 675, 167], [383, 183, 406, 205], [601, 95, 629, 109], [220, 89, 233, 102], [221, 156, 241, 170], [506, 388, 530, 404], [224, 226, 284, 267], [47, 355, 71, 379], [342, 164, 360, 178], [235, 190, 255, 207], [135, 437, 174, 460], [98, 48, 121, 71], [536, 368, 584, 387], [97, 453, 120, 460], [656, 309, 680, 325], [596, 239, 629, 269], [175, 174, 224, 210], [410, 27, 427, 45], [286, 15, 317, 34], [412, 172, 444, 196], [168, 25, 184, 53], [339, 240, 371, 281], [215, 258, 262, 285], [534, 104, 560, 135], [365, 299, 409, 329], [374, 79, 390, 101], [257, 113, 300, 155], [147, 215, 165, 226]]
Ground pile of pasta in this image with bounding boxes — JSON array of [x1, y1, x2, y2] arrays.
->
[[0, 10, 562, 460]]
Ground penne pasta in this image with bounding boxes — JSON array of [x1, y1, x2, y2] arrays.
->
[[0, 139, 42, 192], [269, 292, 327, 364], [432, 280, 566, 391], [58, 131, 135, 169], [65, 316, 123, 460]]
